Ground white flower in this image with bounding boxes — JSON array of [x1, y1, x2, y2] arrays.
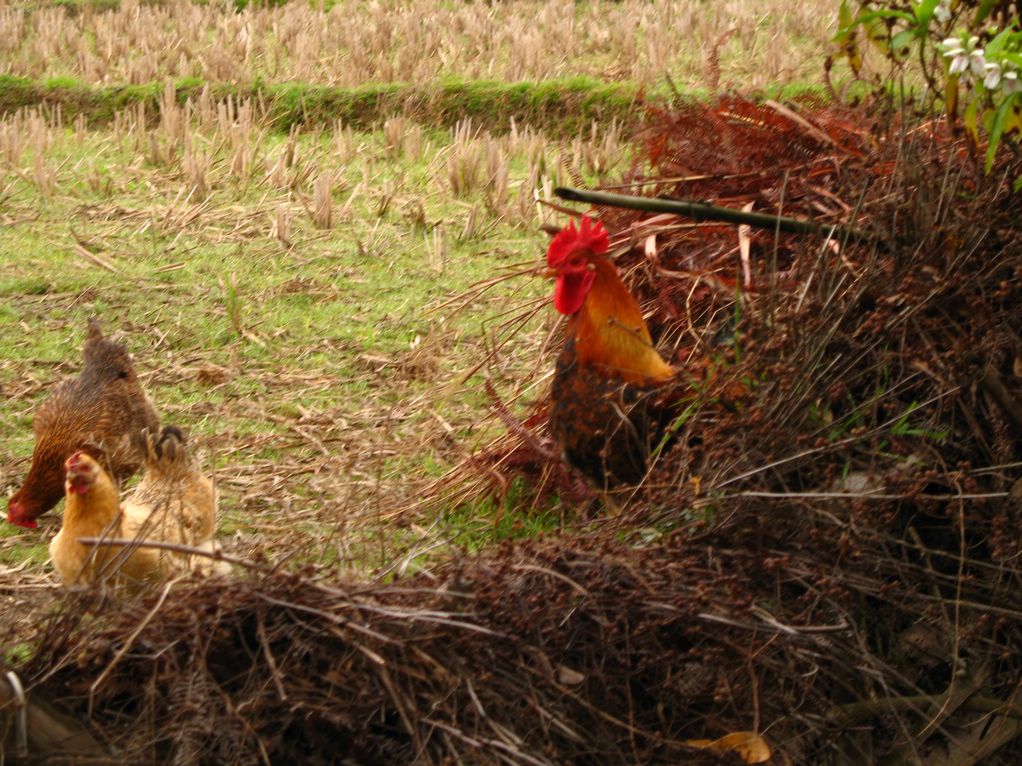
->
[[949, 53, 969, 74], [984, 61, 1002, 89], [939, 32, 987, 80], [934, 0, 952, 22], [1003, 70, 1022, 95], [940, 37, 965, 56], [970, 49, 987, 77]]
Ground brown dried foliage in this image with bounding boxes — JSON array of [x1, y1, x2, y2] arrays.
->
[[23, 538, 780, 765], [437, 98, 1022, 762]]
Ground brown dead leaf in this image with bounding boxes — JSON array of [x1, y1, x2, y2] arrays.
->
[[685, 731, 772, 764], [556, 664, 585, 685], [738, 202, 753, 287], [644, 233, 658, 261]]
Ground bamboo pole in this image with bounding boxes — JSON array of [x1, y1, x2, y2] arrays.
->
[[554, 186, 870, 242]]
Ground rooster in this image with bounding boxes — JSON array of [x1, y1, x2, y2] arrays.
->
[[49, 426, 227, 588], [544, 217, 677, 487], [7, 319, 160, 529]]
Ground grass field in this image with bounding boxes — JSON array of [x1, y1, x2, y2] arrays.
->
[[0, 0, 840, 579]]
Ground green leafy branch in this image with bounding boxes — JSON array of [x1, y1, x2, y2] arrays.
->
[[835, 0, 1022, 178]]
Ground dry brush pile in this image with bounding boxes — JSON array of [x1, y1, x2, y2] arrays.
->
[[6, 100, 1022, 765], [434, 97, 1022, 762], [16, 539, 786, 765]]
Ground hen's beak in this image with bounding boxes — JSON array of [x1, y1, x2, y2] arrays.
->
[[541, 267, 557, 279]]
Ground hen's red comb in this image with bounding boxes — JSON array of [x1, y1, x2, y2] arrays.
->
[[546, 217, 609, 267]]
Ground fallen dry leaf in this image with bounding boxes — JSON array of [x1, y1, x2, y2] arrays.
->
[[556, 664, 585, 685], [685, 731, 772, 764], [738, 201, 754, 288]]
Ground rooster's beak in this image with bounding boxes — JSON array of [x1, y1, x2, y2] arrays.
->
[[541, 267, 557, 279]]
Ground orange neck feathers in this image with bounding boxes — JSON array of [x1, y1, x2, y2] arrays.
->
[[568, 256, 675, 385]]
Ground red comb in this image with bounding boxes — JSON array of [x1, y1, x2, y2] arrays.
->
[[65, 452, 88, 472], [546, 217, 609, 267]]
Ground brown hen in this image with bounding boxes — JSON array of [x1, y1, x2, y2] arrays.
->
[[7, 319, 159, 528]]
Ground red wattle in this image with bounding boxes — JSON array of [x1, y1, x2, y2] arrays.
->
[[6, 501, 38, 528], [553, 271, 595, 315]]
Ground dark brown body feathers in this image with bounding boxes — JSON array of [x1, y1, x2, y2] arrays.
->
[[549, 335, 672, 488]]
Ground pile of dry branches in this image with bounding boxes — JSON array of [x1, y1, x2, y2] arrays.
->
[[16, 537, 796, 765], [447, 96, 1022, 763]]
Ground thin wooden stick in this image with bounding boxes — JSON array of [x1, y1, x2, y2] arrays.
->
[[77, 537, 263, 571]]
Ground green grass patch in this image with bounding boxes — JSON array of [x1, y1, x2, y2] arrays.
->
[[0, 75, 656, 137], [0, 74, 845, 137], [434, 482, 566, 553], [0, 524, 50, 569]]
